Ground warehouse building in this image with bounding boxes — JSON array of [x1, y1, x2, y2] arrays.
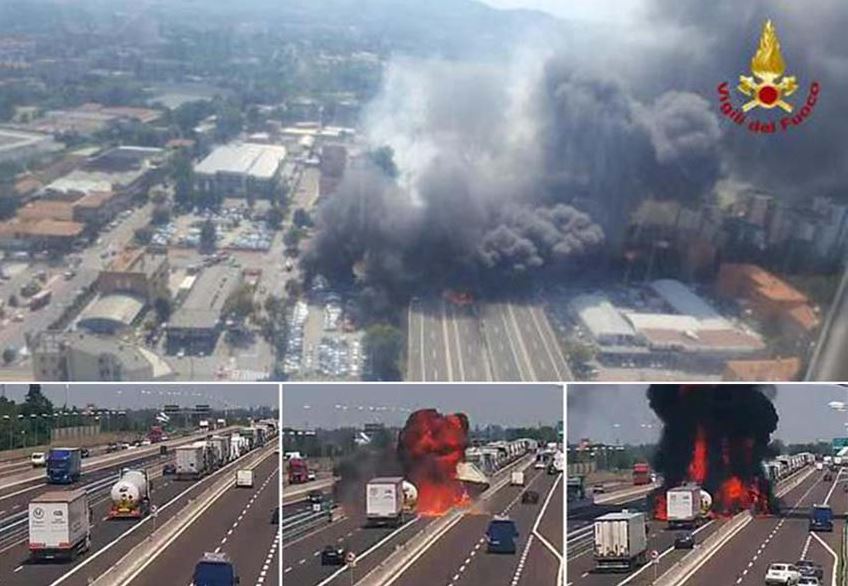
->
[[166, 265, 242, 354], [194, 142, 287, 199], [569, 294, 637, 346]]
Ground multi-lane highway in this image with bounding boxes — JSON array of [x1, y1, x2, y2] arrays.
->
[[284, 457, 563, 586], [0, 435, 277, 586], [407, 297, 571, 382], [566, 465, 841, 586], [124, 449, 279, 586]]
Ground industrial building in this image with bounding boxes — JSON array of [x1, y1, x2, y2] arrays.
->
[[569, 294, 637, 346], [31, 332, 174, 381], [0, 127, 62, 164], [194, 142, 287, 199], [166, 265, 243, 354], [97, 248, 170, 303], [77, 294, 145, 335]]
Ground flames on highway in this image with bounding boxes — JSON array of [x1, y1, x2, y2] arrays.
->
[[398, 408, 471, 516], [649, 384, 778, 519]]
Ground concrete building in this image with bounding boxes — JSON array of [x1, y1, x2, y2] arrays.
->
[[569, 294, 637, 346], [166, 265, 242, 354], [97, 248, 169, 303], [32, 332, 174, 381], [194, 142, 287, 199], [77, 294, 145, 335], [0, 127, 62, 164]]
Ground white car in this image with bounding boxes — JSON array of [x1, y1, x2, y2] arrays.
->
[[799, 578, 821, 586], [30, 452, 46, 467], [766, 563, 801, 585]]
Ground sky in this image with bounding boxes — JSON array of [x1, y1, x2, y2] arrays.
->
[[479, 0, 645, 24], [282, 384, 563, 429], [567, 384, 848, 445], [1, 383, 279, 410]]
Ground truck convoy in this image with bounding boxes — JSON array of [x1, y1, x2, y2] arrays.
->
[[28, 489, 91, 561], [593, 511, 648, 572], [46, 448, 82, 484], [666, 485, 711, 529], [810, 505, 834, 532], [365, 477, 419, 527], [108, 469, 151, 519]]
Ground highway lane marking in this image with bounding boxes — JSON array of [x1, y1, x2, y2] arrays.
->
[[45, 445, 276, 586], [810, 531, 839, 586], [440, 299, 455, 381], [801, 534, 813, 560], [530, 473, 563, 586], [314, 516, 422, 586], [824, 468, 844, 505], [615, 520, 716, 586], [505, 303, 537, 380], [508, 534, 535, 586]]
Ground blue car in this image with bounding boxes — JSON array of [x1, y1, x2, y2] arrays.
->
[[486, 516, 519, 554], [193, 552, 240, 586]]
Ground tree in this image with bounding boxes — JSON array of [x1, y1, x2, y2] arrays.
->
[[2, 346, 16, 364], [134, 226, 153, 245], [21, 384, 53, 417], [200, 219, 217, 252], [363, 324, 403, 381], [152, 205, 171, 225], [225, 284, 255, 320], [283, 227, 302, 250], [266, 207, 284, 230], [8, 295, 17, 307], [172, 152, 195, 209], [153, 297, 172, 323], [293, 208, 312, 229]]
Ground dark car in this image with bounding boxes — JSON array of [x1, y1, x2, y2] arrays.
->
[[163, 463, 177, 475], [321, 545, 346, 566], [80, 448, 90, 458], [308, 490, 323, 504], [521, 490, 540, 504], [674, 533, 695, 549], [797, 560, 824, 579], [105, 443, 119, 454], [271, 507, 279, 524], [824, 472, 833, 482]]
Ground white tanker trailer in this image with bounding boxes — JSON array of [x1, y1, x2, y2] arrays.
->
[[108, 469, 151, 519]]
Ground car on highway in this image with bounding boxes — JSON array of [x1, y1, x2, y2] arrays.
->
[[193, 552, 240, 586], [271, 507, 279, 524], [797, 560, 824, 579], [163, 463, 177, 475], [321, 545, 346, 565], [486, 516, 519, 554], [674, 533, 695, 549], [592, 484, 605, 494], [799, 578, 821, 586], [106, 443, 119, 453], [766, 563, 802, 585], [824, 472, 833, 481], [308, 490, 323, 504], [521, 490, 540, 504], [308, 471, 316, 481], [80, 448, 90, 458], [30, 452, 46, 467]]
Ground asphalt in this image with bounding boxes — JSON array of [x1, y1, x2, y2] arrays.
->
[[0, 443, 275, 586], [407, 297, 572, 382], [687, 468, 843, 585], [394, 466, 562, 586], [126, 455, 280, 586]]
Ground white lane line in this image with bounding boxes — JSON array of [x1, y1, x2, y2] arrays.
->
[[810, 531, 839, 586]]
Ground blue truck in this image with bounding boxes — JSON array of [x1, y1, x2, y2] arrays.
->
[[193, 552, 240, 585], [486, 516, 519, 554], [46, 448, 82, 484], [809, 504, 833, 532]]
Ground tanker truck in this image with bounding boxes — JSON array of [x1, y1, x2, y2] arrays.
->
[[108, 469, 151, 519]]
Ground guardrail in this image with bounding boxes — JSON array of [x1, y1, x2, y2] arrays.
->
[[655, 511, 752, 586], [282, 506, 337, 540]]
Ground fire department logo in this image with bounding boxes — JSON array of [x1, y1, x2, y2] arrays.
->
[[716, 19, 820, 134], [737, 20, 797, 112]]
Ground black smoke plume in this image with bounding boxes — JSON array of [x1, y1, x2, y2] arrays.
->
[[647, 384, 779, 515]]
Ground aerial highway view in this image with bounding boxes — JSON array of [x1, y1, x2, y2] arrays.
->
[[0, 383, 279, 586], [567, 383, 848, 586], [282, 383, 564, 585]]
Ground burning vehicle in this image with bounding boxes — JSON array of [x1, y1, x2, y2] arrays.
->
[[648, 384, 780, 520]]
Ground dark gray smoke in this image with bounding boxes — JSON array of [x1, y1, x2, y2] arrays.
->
[[306, 0, 847, 292]]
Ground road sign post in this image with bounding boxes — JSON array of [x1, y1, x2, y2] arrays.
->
[[346, 552, 357, 586], [650, 549, 659, 582]]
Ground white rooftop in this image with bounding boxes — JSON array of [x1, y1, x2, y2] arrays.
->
[[625, 312, 702, 333], [570, 294, 635, 338], [195, 142, 287, 180]]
